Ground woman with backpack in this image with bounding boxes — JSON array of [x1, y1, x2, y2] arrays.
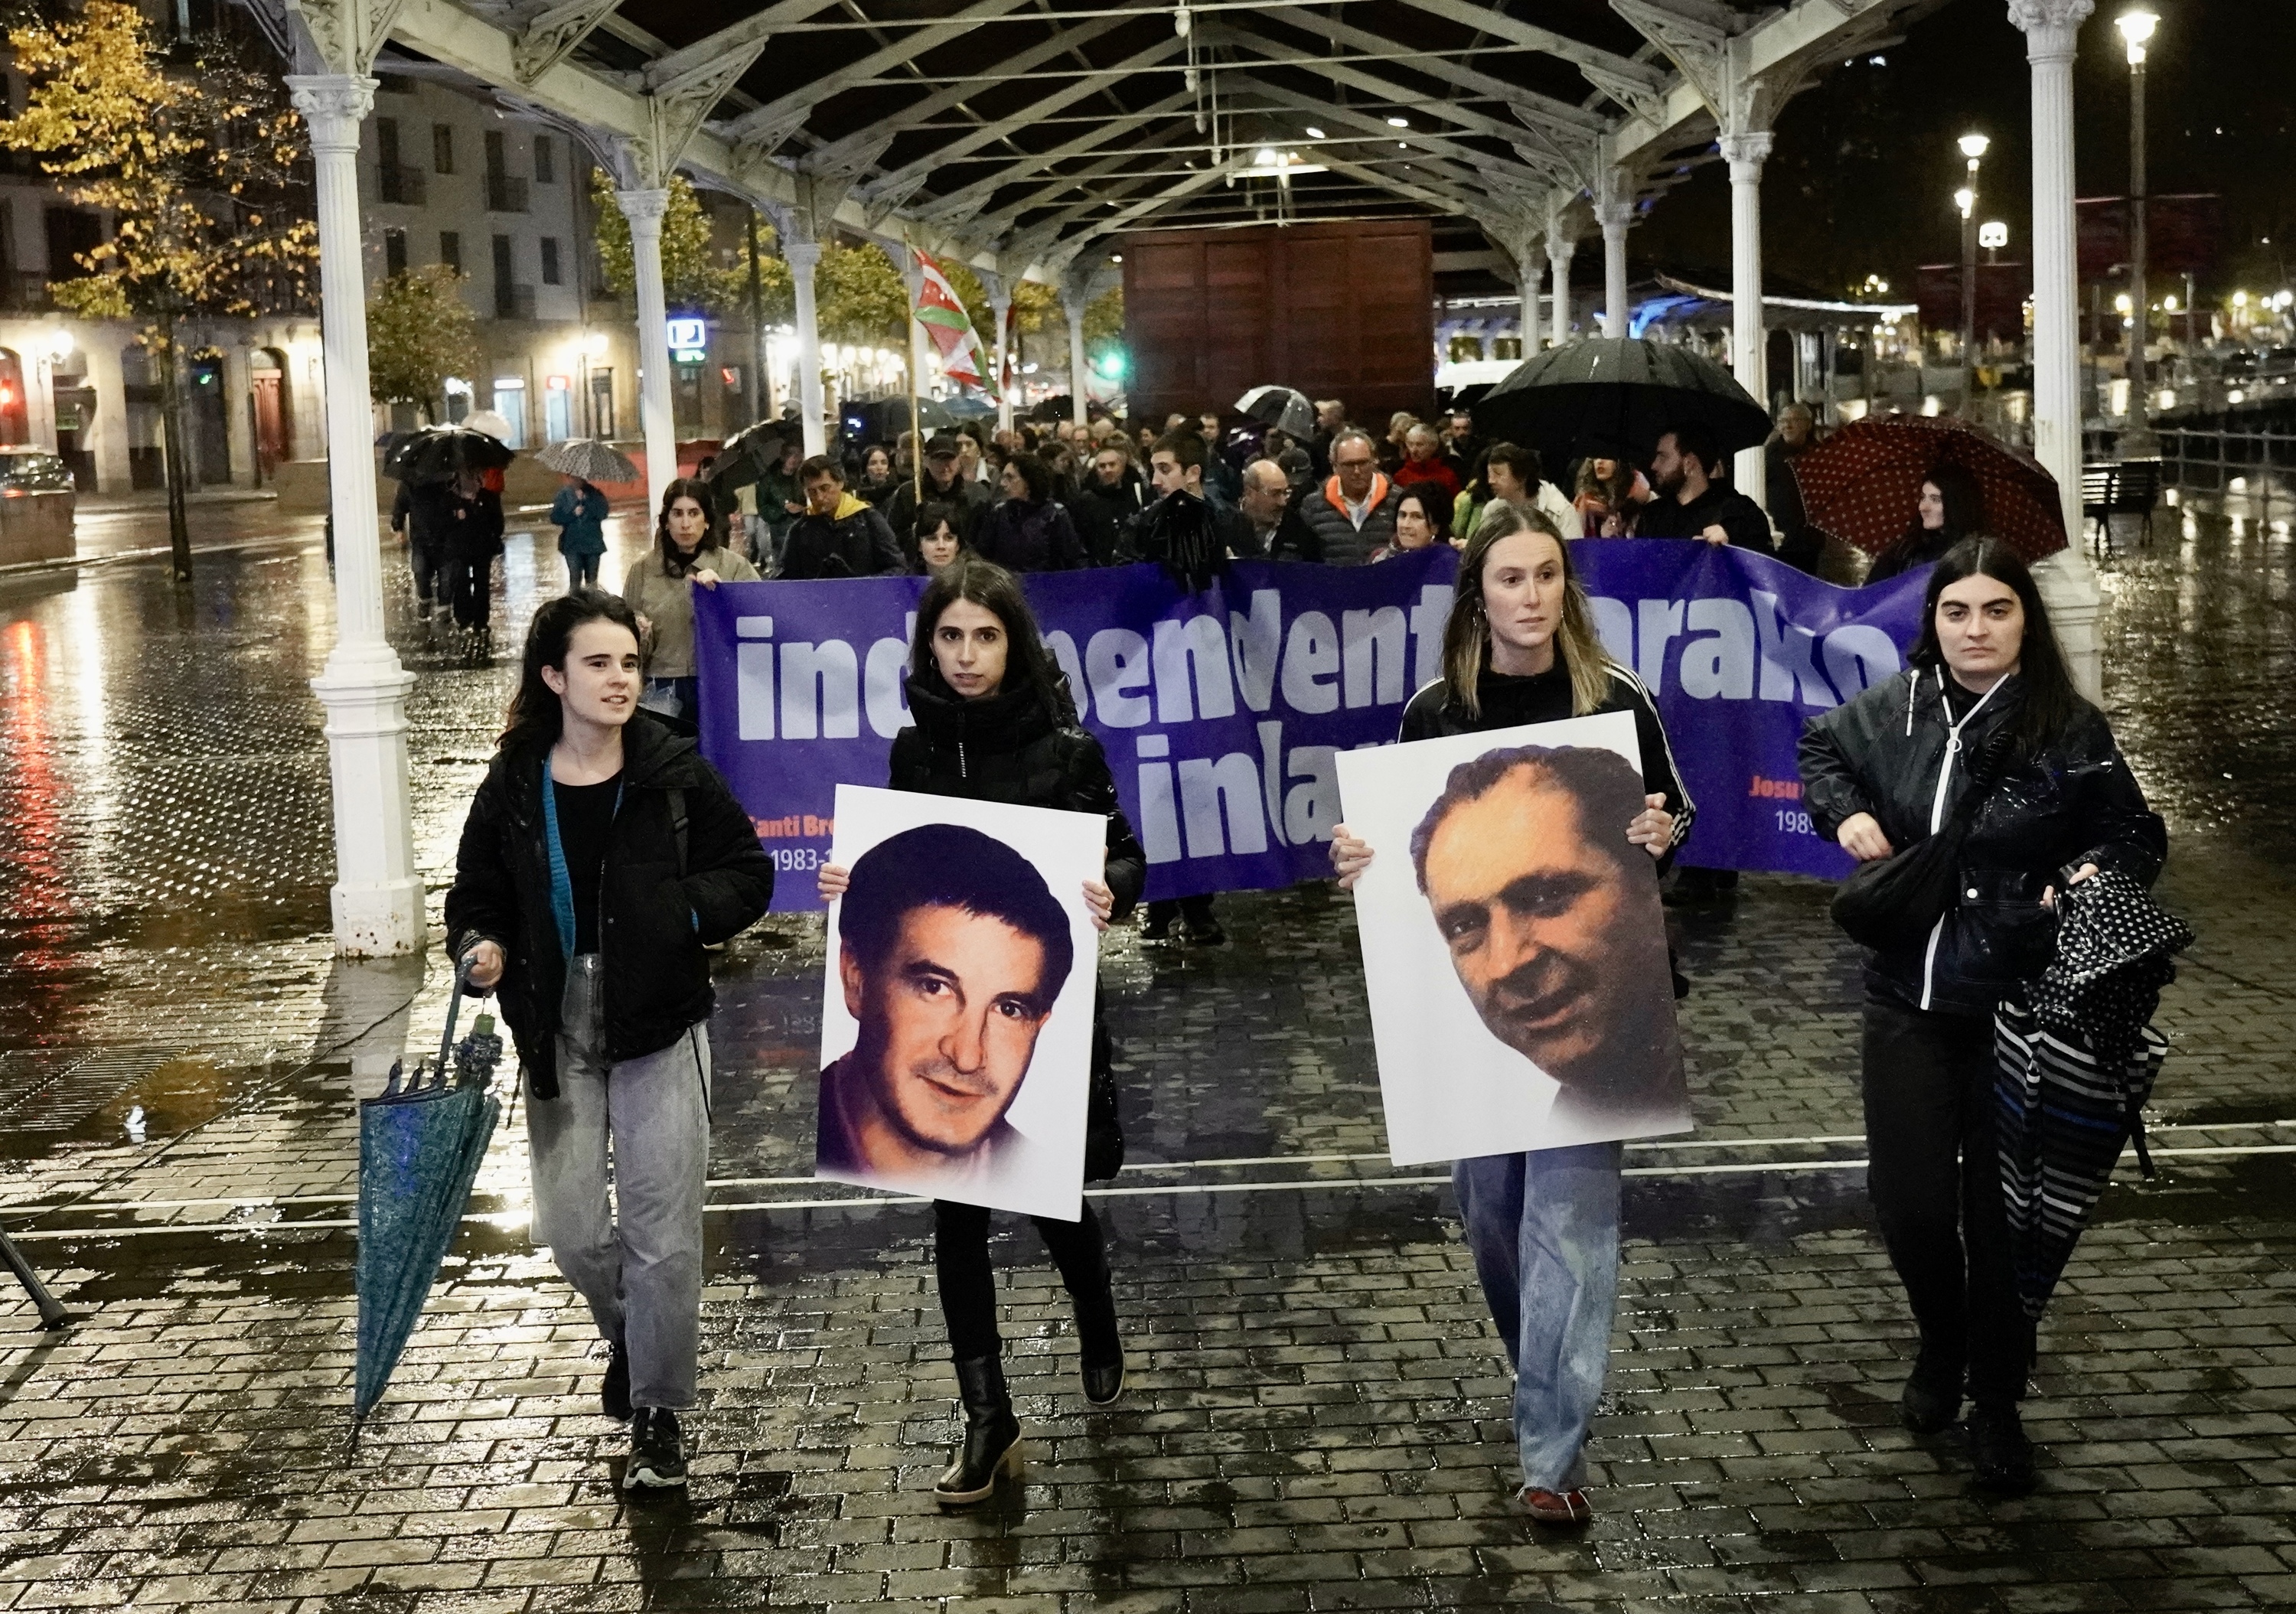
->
[[1798, 536, 2164, 1492], [816, 556, 1143, 1508], [445, 589, 774, 1492]]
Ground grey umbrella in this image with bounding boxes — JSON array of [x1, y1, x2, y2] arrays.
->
[[534, 438, 639, 485], [1234, 385, 1316, 438]]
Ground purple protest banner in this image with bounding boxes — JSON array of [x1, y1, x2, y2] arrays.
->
[[1571, 541, 1929, 879], [692, 543, 1928, 908], [693, 549, 1459, 910]]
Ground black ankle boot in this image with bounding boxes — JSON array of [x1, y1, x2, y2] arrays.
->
[[1075, 1277, 1125, 1407], [934, 1355, 1022, 1507], [1968, 1402, 2037, 1494]]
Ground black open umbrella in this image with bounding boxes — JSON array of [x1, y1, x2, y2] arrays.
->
[[1234, 384, 1316, 438], [386, 426, 514, 485], [1470, 339, 1770, 477], [704, 419, 791, 493]]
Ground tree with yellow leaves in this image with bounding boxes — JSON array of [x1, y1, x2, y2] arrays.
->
[[0, 2, 317, 578]]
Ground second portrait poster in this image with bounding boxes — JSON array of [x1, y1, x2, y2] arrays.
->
[[1336, 711, 1694, 1166]]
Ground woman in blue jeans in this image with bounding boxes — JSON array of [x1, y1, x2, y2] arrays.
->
[[1330, 501, 1692, 1524]]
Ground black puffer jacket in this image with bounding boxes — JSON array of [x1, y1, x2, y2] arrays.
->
[[973, 497, 1088, 573], [445, 712, 775, 1097], [1798, 665, 2165, 1017], [891, 668, 1146, 916]]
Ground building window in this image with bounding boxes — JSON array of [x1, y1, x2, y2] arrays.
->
[[439, 230, 461, 274], [376, 116, 400, 168], [540, 237, 561, 285], [432, 123, 453, 174], [383, 229, 407, 278], [533, 135, 555, 186]]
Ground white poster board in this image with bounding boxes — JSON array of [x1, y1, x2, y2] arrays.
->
[[1335, 711, 1693, 1166], [816, 783, 1104, 1220]]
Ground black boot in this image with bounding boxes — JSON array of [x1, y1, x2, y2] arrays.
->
[[934, 1355, 1022, 1507], [1900, 1350, 1962, 1434], [1967, 1402, 2037, 1494], [1075, 1270, 1125, 1407]]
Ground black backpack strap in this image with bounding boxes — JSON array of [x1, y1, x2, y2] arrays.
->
[[668, 787, 688, 877]]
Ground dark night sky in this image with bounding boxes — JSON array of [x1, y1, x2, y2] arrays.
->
[[1632, 0, 2292, 302]]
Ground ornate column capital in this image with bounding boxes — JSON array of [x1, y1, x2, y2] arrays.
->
[[614, 187, 671, 233], [1719, 129, 1773, 181], [2007, 0, 2095, 60], [285, 74, 377, 152], [1545, 227, 1574, 263], [782, 238, 822, 272], [1595, 200, 1635, 238]]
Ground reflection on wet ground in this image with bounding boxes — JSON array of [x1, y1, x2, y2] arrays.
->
[[0, 500, 2291, 1610]]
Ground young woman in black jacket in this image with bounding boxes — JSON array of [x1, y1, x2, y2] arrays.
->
[[817, 556, 1146, 1508], [445, 590, 774, 1491], [1799, 536, 2164, 1492], [1327, 501, 1692, 1526]]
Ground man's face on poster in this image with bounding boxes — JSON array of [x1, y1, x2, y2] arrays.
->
[[1419, 768, 1652, 1085], [840, 903, 1054, 1156]]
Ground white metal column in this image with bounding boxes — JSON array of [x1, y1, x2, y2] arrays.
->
[[1722, 129, 1773, 507], [784, 238, 827, 455], [990, 282, 1014, 433], [2011, 0, 2104, 703], [1545, 223, 1574, 346], [1517, 249, 1544, 355], [615, 187, 677, 510], [1065, 295, 1089, 426], [288, 74, 423, 957], [1597, 191, 1632, 340]]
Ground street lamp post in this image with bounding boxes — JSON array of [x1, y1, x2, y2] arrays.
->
[[2118, 8, 2160, 455], [1957, 133, 1988, 418]]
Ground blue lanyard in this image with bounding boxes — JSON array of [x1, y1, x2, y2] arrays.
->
[[542, 758, 621, 959]]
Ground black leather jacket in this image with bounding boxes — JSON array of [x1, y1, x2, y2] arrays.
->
[[445, 713, 775, 1097], [1798, 665, 2165, 1017], [889, 668, 1147, 920]]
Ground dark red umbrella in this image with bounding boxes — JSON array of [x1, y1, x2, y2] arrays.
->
[[1789, 414, 2067, 563]]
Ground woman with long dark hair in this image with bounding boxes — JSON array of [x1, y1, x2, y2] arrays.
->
[[854, 443, 901, 508], [973, 452, 1087, 572], [816, 556, 1145, 1507], [445, 589, 773, 1492], [1326, 502, 1693, 1526], [1799, 537, 2164, 1492], [1868, 462, 1986, 582], [619, 478, 760, 721]]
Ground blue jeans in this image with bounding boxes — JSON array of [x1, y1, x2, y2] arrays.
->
[[565, 551, 601, 590], [1452, 1143, 1623, 1492]]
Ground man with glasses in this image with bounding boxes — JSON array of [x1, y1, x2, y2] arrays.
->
[[1298, 427, 1402, 566]]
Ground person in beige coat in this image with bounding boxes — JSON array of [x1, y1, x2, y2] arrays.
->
[[620, 478, 760, 722]]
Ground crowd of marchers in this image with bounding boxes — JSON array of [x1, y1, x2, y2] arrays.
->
[[416, 390, 2164, 1528]]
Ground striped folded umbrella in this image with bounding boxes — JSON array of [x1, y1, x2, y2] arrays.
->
[[1993, 999, 2167, 1323]]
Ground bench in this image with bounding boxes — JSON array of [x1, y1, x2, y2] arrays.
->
[[2082, 458, 2161, 553]]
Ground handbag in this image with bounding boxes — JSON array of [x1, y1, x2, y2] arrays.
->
[[1083, 1018, 1125, 1182], [1830, 728, 2011, 951]]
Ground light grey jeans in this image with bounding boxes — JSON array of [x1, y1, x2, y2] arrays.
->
[[526, 955, 712, 1410]]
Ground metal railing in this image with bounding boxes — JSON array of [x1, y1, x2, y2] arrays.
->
[[377, 163, 426, 206], [2152, 428, 2296, 513], [484, 173, 530, 213]]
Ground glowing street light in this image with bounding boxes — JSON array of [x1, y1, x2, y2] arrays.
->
[[2118, 8, 2162, 452], [1955, 133, 1988, 413]]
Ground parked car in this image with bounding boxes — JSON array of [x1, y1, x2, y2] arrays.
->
[[0, 446, 77, 566]]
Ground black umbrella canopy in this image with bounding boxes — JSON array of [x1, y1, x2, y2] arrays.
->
[[1234, 385, 1316, 438], [706, 418, 793, 491], [1470, 339, 1772, 479], [386, 426, 514, 484]]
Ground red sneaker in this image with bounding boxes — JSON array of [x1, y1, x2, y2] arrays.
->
[[1518, 1487, 1593, 1524]]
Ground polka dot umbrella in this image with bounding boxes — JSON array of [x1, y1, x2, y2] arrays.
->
[[1789, 413, 2067, 563]]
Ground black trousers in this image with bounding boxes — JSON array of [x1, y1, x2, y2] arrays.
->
[[448, 557, 491, 628], [409, 539, 451, 608], [1146, 895, 1218, 929], [1861, 996, 2035, 1407], [934, 1198, 1112, 1362]]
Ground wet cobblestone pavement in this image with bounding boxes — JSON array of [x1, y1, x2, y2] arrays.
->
[[0, 502, 2292, 1612]]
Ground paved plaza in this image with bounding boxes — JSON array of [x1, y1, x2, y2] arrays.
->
[[1, 502, 2293, 1612]]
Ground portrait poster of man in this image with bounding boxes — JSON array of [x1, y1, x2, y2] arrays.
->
[[815, 784, 1105, 1220], [1334, 711, 1693, 1166]]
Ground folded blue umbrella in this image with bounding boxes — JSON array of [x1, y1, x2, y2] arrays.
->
[[354, 973, 503, 1423]]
